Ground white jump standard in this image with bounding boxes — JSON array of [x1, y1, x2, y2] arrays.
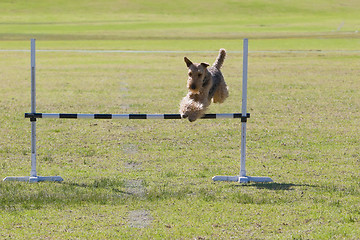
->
[[3, 38, 273, 183], [3, 39, 63, 183], [212, 39, 272, 183]]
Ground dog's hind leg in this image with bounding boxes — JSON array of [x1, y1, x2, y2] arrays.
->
[[212, 80, 229, 103]]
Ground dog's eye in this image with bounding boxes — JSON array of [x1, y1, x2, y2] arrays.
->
[[188, 72, 192, 77]]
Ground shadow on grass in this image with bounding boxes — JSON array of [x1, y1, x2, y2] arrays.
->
[[240, 182, 317, 191], [65, 178, 153, 198], [0, 178, 131, 211], [1, 177, 321, 211]]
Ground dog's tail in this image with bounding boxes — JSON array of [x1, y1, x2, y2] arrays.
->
[[212, 48, 226, 69]]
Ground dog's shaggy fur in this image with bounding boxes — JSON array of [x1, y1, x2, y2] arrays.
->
[[179, 49, 229, 122]]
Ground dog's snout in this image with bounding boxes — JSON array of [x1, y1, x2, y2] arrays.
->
[[190, 83, 197, 90]]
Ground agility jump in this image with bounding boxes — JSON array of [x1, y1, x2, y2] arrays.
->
[[3, 39, 273, 183]]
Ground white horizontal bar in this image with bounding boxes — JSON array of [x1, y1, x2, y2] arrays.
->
[[111, 114, 132, 119], [146, 114, 165, 119], [42, 113, 60, 118], [26, 113, 247, 119], [77, 114, 95, 119], [212, 175, 273, 183], [212, 176, 240, 182], [3, 176, 64, 182]]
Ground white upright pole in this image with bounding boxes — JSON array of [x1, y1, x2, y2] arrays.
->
[[30, 39, 37, 178], [212, 39, 273, 183], [3, 39, 63, 182], [240, 38, 248, 178]]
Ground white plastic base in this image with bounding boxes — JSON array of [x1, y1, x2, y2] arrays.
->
[[212, 175, 273, 183], [3, 176, 64, 183]]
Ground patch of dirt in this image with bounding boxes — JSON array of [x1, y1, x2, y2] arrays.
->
[[122, 144, 138, 154], [128, 210, 153, 228], [124, 161, 142, 170], [124, 179, 146, 197]]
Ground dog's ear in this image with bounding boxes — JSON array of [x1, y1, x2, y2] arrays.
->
[[184, 57, 193, 67], [201, 62, 209, 68]]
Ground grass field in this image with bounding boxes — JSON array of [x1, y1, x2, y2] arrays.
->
[[1, 0, 360, 239]]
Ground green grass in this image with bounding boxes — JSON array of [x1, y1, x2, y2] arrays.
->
[[1, 0, 360, 50], [1, 0, 360, 239]]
